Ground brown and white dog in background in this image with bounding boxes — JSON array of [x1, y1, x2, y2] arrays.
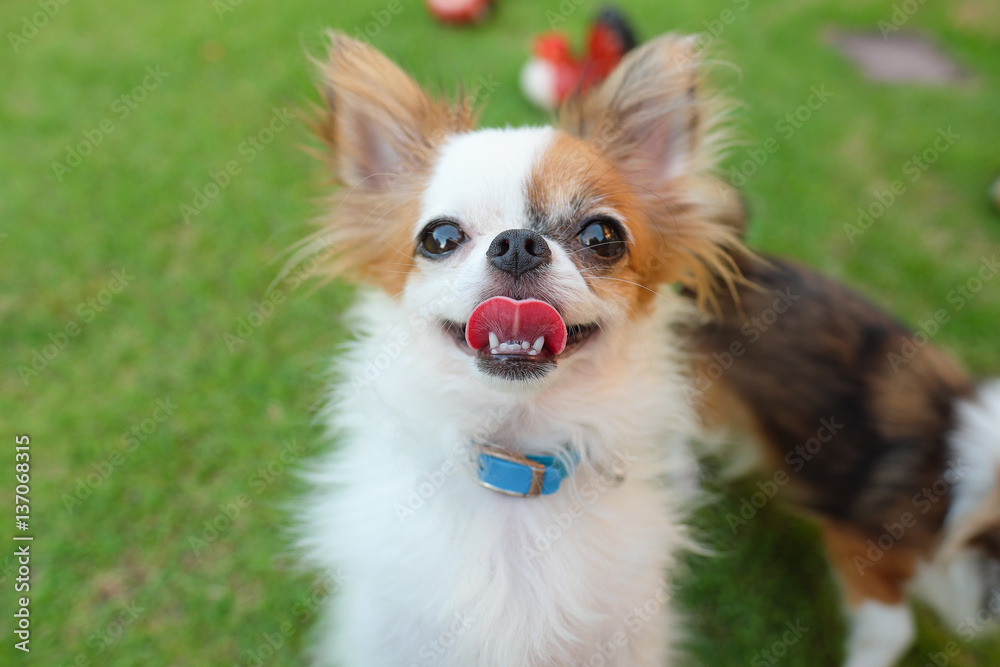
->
[[687, 252, 1000, 667]]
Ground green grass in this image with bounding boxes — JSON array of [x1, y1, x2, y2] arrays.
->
[[3, 0, 999, 664]]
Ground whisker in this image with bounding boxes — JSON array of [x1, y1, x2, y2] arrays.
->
[[563, 241, 626, 257], [582, 274, 678, 306]]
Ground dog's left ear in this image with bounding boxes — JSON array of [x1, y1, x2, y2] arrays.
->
[[561, 34, 745, 308]]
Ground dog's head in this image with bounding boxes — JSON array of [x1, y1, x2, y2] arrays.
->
[[926, 486, 1000, 629], [309, 33, 743, 389], [924, 381, 1000, 627]]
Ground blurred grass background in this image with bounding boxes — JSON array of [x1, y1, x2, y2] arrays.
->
[[2, 0, 999, 664]]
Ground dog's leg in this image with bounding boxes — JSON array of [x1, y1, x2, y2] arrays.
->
[[843, 600, 915, 667], [819, 520, 917, 667]]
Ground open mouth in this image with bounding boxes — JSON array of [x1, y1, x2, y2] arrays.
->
[[442, 296, 599, 380]]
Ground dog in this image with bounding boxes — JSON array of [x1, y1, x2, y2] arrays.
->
[[688, 251, 1000, 667], [295, 31, 746, 666]]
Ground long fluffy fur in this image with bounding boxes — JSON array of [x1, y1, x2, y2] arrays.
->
[[559, 35, 746, 312], [299, 294, 699, 666], [296, 32, 743, 666], [305, 32, 477, 294], [686, 252, 1000, 666]]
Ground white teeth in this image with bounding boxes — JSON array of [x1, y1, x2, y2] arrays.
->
[[486, 334, 545, 356]]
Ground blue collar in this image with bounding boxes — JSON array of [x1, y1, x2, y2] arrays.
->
[[474, 445, 576, 497]]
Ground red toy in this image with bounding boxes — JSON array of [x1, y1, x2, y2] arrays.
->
[[520, 8, 637, 110], [425, 0, 493, 24]]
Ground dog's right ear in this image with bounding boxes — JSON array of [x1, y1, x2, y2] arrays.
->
[[315, 33, 473, 191], [302, 35, 475, 293]]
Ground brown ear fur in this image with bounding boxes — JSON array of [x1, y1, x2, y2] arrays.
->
[[306, 33, 476, 293], [559, 34, 746, 312]]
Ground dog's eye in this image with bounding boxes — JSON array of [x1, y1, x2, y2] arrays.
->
[[419, 220, 466, 258], [577, 218, 626, 260]]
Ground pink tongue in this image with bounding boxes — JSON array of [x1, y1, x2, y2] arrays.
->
[[466, 297, 567, 355]]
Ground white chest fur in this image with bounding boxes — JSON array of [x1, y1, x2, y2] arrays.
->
[[300, 294, 698, 667]]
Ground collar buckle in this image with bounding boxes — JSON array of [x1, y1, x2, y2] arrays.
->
[[475, 445, 547, 497]]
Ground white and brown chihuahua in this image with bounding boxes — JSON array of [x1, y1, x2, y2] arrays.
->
[[296, 32, 743, 666]]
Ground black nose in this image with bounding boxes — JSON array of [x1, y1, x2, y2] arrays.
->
[[486, 229, 552, 278]]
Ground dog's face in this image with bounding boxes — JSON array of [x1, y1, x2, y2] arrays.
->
[[410, 126, 639, 383], [929, 388, 1000, 626], [969, 525, 1000, 610], [921, 450, 1000, 627], [922, 520, 1000, 630], [312, 33, 742, 388], [942, 493, 1000, 625]]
